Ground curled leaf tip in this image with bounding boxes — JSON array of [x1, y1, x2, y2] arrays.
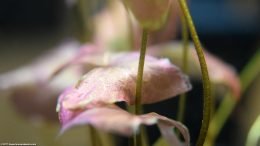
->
[[59, 105, 190, 146]]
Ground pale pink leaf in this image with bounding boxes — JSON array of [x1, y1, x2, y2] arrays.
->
[[0, 40, 79, 90], [148, 42, 241, 99], [57, 87, 82, 125], [49, 43, 104, 79], [200, 51, 241, 98], [58, 53, 191, 110], [59, 105, 190, 146], [0, 40, 81, 121]]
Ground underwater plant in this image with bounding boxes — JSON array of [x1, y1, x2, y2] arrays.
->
[[3, 0, 260, 146]]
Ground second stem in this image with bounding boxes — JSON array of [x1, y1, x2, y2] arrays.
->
[[134, 29, 149, 146], [178, 0, 212, 145], [177, 5, 189, 123]]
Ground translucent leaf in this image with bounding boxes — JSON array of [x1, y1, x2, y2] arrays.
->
[[57, 53, 191, 110], [0, 40, 81, 121], [148, 42, 241, 99], [59, 105, 190, 146]]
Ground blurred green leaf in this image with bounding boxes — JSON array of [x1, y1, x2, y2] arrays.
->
[[153, 137, 169, 146]]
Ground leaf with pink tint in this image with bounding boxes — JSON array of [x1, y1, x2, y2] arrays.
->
[[148, 42, 241, 99], [49, 43, 105, 79], [202, 51, 241, 98], [59, 105, 190, 146], [57, 87, 81, 125], [0, 40, 79, 90], [57, 53, 191, 110], [0, 40, 82, 122]]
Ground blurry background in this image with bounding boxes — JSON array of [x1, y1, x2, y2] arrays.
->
[[0, 0, 259, 145]]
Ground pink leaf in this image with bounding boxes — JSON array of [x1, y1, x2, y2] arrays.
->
[[50, 43, 103, 79], [58, 53, 191, 110], [59, 105, 190, 146], [0, 40, 81, 122], [148, 42, 241, 99], [201, 51, 241, 98]]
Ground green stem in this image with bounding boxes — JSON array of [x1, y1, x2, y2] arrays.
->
[[178, 0, 212, 145], [126, 106, 136, 146], [127, 105, 135, 146], [177, 94, 187, 123], [204, 93, 235, 146], [75, 0, 93, 43], [246, 115, 260, 146], [210, 83, 216, 119], [134, 29, 148, 146], [129, 137, 134, 146], [239, 50, 260, 91], [177, 4, 189, 123], [89, 126, 97, 146], [205, 50, 260, 146], [141, 127, 149, 146], [135, 29, 149, 114]]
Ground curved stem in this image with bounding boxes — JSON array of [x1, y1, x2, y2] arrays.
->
[[134, 29, 148, 146], [178, 0, 212, 145], [177, 5, 189, 123]]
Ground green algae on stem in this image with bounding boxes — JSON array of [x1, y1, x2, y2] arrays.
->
[[177, 5, 189, 123], [134, 29, 149, 146], [178, 0, 212, 145]]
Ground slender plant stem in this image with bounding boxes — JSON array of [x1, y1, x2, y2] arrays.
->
[[141, 127, 149, 146], [129, 137, 134, 146], [246, 115, 260, 146], [127, 105, 135, 146], [210, 83, 216, 118], [205, 50, 260, 146], [239, 50, 260, 92], [76, 0, 93, 42], [89, 126, 97, 146], [177, 5, 189, 123], [89, 126, 103, 146], [178, 0, 212, 145], [204, 93, 235, 146], [135, 29, 148, 114], [178, 94, 187, 122], [134, 29, 148, 146]]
